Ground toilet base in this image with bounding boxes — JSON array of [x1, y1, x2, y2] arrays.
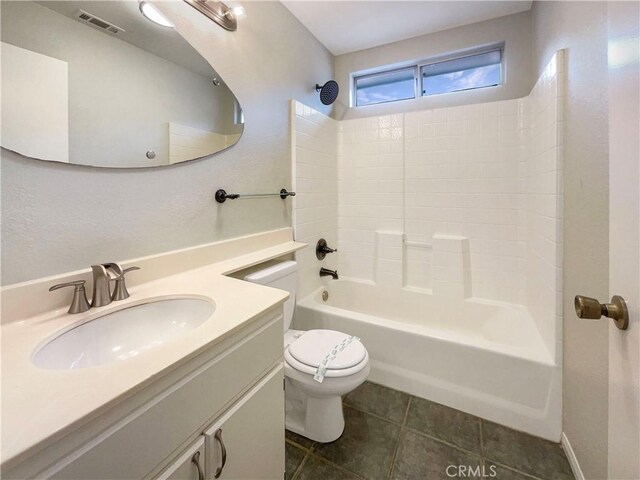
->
[[285, 378, 346, 443], [284, 361, 370, 443]]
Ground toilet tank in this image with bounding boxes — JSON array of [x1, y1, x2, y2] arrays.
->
[[243, 261, 298, 331]]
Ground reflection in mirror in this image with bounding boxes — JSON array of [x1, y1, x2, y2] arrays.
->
[[1, 0, 243, 168]]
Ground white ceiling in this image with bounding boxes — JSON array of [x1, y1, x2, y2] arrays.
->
[[281, 1, 532, 56]]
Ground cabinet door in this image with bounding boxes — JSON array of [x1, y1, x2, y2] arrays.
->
[[204, 366, 284, 480], [156, 438, 205, 480]]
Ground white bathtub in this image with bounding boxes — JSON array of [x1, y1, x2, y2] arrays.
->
[[294, 279, 562, 441]]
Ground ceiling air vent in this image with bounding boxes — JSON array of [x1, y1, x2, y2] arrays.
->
[[74, 9, 125, 35]]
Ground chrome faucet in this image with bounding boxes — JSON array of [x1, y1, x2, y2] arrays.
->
[[50, 262, 140, 313], [319, 268, 339, 280], [91, 264, 114, 308], [92, 262, 141, 305]]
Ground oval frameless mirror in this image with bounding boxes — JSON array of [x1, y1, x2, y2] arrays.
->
[[0, 0, 243, 168]]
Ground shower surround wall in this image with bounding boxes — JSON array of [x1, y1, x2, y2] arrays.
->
[[292, 52, 563, 361], [291, 102, 338, 298]]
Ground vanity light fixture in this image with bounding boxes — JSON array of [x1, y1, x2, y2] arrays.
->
[[183, 0, 239, 31], [139, 1, 173, 28]]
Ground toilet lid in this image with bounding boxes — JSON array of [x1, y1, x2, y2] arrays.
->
[[288, 330, 366, 370]]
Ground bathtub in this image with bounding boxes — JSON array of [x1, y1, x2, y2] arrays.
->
[[294, 279, 562, 441]]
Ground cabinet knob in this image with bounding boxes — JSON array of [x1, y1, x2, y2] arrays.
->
[[214, 428, 227, 479], [575, 295, 629, 330]]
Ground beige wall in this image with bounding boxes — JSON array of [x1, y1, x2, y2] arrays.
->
[[334, 11, 533, 120], [0, 1, 333, 285], [532, 2, 610, 478]]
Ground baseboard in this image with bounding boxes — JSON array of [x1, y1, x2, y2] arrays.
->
[[561, 432, 585, 480]]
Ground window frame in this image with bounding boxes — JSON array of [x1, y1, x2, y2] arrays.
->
[[351, 43, 504, 108], [419, 44, 504, 97], [353, 65, 418, 107]]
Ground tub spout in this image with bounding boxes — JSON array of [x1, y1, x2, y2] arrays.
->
[[319, 268, 339, 280]]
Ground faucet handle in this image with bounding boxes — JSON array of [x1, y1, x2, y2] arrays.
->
[[49, 280, 90, 314], [316, 239, 338, 260], [110, 266, 140, 301], [102, 262, 123, 278]]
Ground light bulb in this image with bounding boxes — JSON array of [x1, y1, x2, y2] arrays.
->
[[139, 1, 173, 28], [229, 5, 246, 19]]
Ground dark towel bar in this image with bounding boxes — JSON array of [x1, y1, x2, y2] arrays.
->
[[215, 188, 296, 203]]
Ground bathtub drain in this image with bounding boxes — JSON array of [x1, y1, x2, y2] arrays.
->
[[322, 290, 329, 302]]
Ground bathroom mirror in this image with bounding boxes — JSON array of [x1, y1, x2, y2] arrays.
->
[[1, 0, 243, 168]]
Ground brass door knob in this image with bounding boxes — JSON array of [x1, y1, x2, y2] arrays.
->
[[575, 295, 629, 330]]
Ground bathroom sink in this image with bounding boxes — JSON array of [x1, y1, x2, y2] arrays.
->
[[33, 298, 215, 370]]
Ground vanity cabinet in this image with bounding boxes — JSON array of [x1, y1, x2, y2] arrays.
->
[[3, 309, 285, 480], [155, 364, 284, 480], [204, 367, 284, 480]]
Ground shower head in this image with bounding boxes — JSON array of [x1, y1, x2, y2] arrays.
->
[[316, 80, 339, 105]]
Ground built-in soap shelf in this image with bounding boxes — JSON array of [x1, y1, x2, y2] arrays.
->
[[374, 231, 471, 298]]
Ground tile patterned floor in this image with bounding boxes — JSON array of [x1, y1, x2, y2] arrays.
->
[[285, 381, 574, 480]]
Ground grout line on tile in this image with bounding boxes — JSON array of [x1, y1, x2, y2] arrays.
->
[[341, 402, 407, 427], [479, 418, 485, 461], [487, 461, 547, 480], [386, 397, 413, 478], [290, 450, 311, 480], [387, 426, 405, 480], [306, 451, 366, 479], [285, 438, 315, 453], [401, 397, 411, 426], [402, 425, 483, 458], [387, 394, 411, 479], [483, 418, 564, 445]]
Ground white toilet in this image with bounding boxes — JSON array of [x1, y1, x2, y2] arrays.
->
[[244, 260, 370, 443]]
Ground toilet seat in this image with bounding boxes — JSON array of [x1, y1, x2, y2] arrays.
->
[[289, 329, 366, 369], [284, 329, 369, 378]]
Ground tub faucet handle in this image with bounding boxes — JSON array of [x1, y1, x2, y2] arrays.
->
[[316, 239, 337, 260]]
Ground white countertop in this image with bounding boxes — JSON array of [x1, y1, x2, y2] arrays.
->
[[1, 231, 305, 467]]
